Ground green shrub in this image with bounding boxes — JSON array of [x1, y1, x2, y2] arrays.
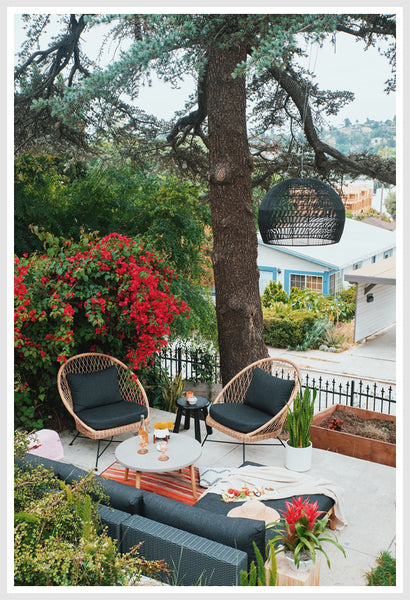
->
[[295, 317, 331, 351], [14, 433, 168, 586], [366, 551, 396, 586], [261, 280, 288, 307], [263, 306, 316, 349], [289, 286, 356, 323]]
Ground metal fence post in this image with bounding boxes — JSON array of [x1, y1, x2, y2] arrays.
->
[[350, 379, 355, 407]]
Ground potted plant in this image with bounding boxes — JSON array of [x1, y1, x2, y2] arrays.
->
[[267, 496, 345, 571], [285, 386, 316, 471]]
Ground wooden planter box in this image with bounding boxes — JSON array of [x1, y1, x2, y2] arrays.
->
[[310, 404, 396, 467]]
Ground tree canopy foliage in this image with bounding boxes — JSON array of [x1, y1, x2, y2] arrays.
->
[[14, 12, 397, 383]]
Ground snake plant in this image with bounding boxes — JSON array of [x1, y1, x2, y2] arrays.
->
[[286, 385, 317, 448]]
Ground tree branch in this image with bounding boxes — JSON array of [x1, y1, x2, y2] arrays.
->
[[166, 60, 208, 146], [268, 64, 396, 185], [15, 14, 88, 90]]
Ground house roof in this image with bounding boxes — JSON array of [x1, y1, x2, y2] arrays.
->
[[361, 217, 396, 231], [344, 255, 396, 286], [257, 218, 396, 270]]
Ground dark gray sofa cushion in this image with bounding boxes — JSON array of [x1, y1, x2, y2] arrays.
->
[[66, 366, 124, 412], [77, 401, 148, 430], [18, 454, 144, 514], [141, 491, 266, 565], [195, 491, 335, 546], [244, 367, 295, 416], [209, 402, 272, 433]]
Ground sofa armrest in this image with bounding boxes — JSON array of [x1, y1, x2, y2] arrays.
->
[[121, 513, 248, 586]]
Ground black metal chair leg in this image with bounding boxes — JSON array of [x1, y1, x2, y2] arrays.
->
[[242, 442, 246, 464], [95, 439, 101, 470], [69, 431, 80, 446]]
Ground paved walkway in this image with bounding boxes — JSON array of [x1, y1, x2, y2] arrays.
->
[[268, 323, 396, 386]]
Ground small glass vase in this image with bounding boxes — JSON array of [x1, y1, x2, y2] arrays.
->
[[284, 550, 313, 572]]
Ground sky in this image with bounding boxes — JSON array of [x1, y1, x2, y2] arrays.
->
[[13, 11, 397, 127]]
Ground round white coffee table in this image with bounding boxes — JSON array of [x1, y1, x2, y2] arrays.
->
[[115, 433, 202, 499]]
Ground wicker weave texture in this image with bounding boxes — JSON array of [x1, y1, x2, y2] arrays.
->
[[120, 514, 247, 586], [258, 177, 345, 246], [57, 352, 150, 440], [206, 357, 300, 443]]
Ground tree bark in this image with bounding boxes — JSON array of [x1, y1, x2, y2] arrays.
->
[[207, 43, 269, 386]]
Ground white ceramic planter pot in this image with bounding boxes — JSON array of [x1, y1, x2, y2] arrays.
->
[[285, 440, 312, 472]]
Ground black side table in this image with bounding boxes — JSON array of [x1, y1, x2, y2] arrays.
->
[[173, 396, 213, 444]]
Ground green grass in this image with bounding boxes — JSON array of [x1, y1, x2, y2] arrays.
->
[[366, 551, 396, 586]]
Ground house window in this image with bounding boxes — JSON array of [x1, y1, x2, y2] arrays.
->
[[290, 274, 323, 293], [353, 262, 362, 271], [383, 249, 393, 259], [371, 256, 376, 263], [328, 273, 336, 296]]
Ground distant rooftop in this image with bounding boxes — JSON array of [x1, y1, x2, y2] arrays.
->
[[361, 217, 396, 231]]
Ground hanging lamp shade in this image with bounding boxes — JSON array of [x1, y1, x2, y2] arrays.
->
[[258, 178, 346, 246]]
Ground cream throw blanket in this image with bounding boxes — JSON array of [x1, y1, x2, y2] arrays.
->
[[201, 465, 347, 529]]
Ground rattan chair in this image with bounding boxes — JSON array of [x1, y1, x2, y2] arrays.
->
[[57, 353, 150, 470], [204, 357, 301, 463]]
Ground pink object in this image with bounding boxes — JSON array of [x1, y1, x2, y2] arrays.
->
[[27, 429, 64, 461]]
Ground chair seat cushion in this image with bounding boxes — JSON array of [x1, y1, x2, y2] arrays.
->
[[243, 367, 295, 416], [77, 401, 148, 430], [209, 402, 273, 434], [67, 365, 123, 412]]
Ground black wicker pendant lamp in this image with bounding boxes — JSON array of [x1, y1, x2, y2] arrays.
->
[[258, 177, 346, 246]]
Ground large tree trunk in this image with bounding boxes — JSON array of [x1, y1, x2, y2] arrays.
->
[[207, 43, 269, 386]]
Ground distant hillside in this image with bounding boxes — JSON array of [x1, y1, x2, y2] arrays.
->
[[321, 117, 396, 155]]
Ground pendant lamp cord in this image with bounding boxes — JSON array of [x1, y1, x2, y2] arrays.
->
[[300, 40, 319, 178]]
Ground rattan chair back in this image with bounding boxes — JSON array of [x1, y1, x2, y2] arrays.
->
[[57, 352, 150, 440], [206, 356, 301, 443]]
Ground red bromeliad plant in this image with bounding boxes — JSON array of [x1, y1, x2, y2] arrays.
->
[[267, 496, 345, 568], [14, 230, 189, 428]]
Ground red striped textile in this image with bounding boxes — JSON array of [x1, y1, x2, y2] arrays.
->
[[101, 462, 206, 506]]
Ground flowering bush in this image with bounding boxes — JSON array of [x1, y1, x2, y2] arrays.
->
[[14, 230, 189, 428], [267, 496, 345, 568]]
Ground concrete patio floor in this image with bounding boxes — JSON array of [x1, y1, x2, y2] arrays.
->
[[58, 407, 397, 588]]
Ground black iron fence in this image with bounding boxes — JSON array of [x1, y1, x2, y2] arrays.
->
[[158, 347, 396, 415], [158, 346, 221, 384], [301, 373, 396, 416]]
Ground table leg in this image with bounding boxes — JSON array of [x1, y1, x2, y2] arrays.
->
[[173, 407, 183, 433], [189, 464, 198, 500], [135, 471, 141, 489], [183, 410, 190, 430], [193, 409, 201, 443], [124, 467, 129, 481]]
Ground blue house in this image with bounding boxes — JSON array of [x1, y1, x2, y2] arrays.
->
[[257, 218, 396, 297]]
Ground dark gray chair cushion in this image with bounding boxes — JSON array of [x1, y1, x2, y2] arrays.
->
[[141, 491, 266, 565], [244, 367, 295, 416], [67, 365, 123, 412], [209, 402, 272, 433], [77, 402, 148, 430]]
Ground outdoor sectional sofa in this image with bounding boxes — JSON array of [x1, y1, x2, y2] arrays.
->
[[16, 453, 335, 586]]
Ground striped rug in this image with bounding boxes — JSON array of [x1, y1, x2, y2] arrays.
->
[[101, 462, 206, 506]]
